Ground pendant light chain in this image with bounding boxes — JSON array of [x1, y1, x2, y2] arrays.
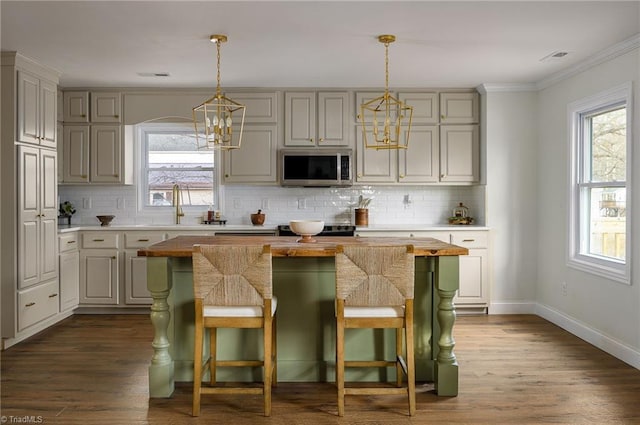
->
[[384, 39, 390, 97], [216, 39, 222, 97]]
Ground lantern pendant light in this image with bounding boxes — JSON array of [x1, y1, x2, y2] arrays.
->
[[193, 34, 246, 150], [359, 34, 413, 150]]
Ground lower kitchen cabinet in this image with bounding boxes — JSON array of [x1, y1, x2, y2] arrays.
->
[[59, 232, 80, 311], [17, 279, 59, 331], [355, 228, 489, 313], [123, 231, 166, 305], [79, 232, 119, 305]]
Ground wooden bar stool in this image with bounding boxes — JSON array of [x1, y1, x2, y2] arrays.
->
[[191, 244, 277, 417], [335, 244, 416, 416]]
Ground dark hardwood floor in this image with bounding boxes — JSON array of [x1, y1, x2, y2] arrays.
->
[[2, 314, 639, 424]]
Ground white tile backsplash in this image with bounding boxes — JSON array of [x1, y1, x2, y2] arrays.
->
[[58, 184, 485, 227]]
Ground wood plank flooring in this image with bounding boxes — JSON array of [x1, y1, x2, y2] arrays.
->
[[2, 314, 640, 424]]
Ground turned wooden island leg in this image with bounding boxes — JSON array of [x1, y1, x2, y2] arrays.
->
[[147, 257, 175, 398], [434, 255, 459, 396]]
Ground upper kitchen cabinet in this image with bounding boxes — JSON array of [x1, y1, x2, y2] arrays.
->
[[222, 91, 279, 184], [17, 70, 57, 148], [60, 90, 131, 185], [64, 91, 122, 123], [63, 91, 89, 122], [440, 92, 479, 124], [398, 92, 439, 124], [440, 124, 480, 183], [91, 92, 122, 123], [355, 125, 439, 184], [285, 91, 350, 147]]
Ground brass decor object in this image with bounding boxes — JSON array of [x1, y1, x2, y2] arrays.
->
[[359, 34, 413, 150], [193, 34, 246, 150]]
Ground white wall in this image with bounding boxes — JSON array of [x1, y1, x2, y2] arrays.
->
[[483, 90, 539, 313], [536, 49, 640, 366]]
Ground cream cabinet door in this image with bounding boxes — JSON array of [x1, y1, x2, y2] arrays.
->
[[17, 146, 41, 289], [59, 250, 80, 311], [124, 251, 152, 304], [355, 130, 396, 183], [90, 125, 121, 183], [63, 125, 90, 183], [399, 92, 439, 124], [399, 126, 439, 183], [91, 92, 122, 123], [17, 71, 40, 145], [440, 125, 480, 183], [40, 79, 58, 148], [317, 92, 350, 146], [440, 92, 479, 124], [224, 91, 278, 123], [285, 92, 316, 146], [63, 91, 89, 123], [223, 125, 277, 183], [79, 249, 119, 305], [40, 149, 59, 282], [455, 248, 488, 306]]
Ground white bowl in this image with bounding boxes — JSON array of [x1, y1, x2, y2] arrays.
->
[[289, 220, 324, 243]]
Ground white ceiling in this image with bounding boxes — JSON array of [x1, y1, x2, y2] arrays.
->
[[1, 1, 639, 89]]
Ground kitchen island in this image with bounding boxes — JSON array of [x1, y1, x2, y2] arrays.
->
[[139, 235, 467, 399]]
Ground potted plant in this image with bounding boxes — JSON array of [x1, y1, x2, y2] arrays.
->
[[59, 201, 76, 226]]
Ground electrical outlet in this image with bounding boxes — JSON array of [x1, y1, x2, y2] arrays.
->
[[298, 198, 306, 209], [117, 198, 125, 209], [83, 197, 91, 209], [561, 281, 568, 296], [233, 198, 241, 209], [262, 198, 269, 210]]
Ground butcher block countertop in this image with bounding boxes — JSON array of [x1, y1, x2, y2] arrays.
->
[[138, 235, 468, 258]]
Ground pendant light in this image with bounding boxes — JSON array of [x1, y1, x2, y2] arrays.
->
[[359, 35, 413, 150], [193, 34, 245, 150]]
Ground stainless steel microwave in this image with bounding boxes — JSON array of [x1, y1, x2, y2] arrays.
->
[[279, 149, 353, 187]]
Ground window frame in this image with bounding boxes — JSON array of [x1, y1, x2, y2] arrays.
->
[[137, 123, 224, 215], [567, 82, 633, 284]]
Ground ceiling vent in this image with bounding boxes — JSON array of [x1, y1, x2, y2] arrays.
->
[[539, 51, 569, 62], [137, 72, 171, 77]]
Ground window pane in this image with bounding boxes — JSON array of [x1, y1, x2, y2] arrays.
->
[[148, 170, 214, 206], [586, 187, 626, 261], [145, 132, 215, 207], [589, 107, 626, 182]]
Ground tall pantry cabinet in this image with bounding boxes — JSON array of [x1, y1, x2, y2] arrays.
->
[[1, 52, 67, 349]]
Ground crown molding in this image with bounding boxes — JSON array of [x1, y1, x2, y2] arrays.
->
[[536, 33, 640, 91], [477, 83, 538, 94]]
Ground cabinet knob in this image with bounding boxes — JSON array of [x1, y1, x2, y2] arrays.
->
[[48, 293, 58, 298], [111, 256, 117, 260], [441, 114, 445, 119], [81, 175, 87, 179], [357, 173, 362, 178], [67, 240, 76, 244], [440, 174, 445, 178], [399, 174, 405, 178], [114, 115, 119, 118], [40, 213, 46, 218], [81, 114, 86, 118], [224, 174, 229, 178], [114, 174, 119, 177], [309, 138, 314, 143], [319, 138, 324, 143], [25, 302, 36, 307], [138, 239, 150, 242], [410, 233, 414, 237]]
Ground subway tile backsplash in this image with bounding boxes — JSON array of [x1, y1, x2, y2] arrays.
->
[[58, 185, 485, 227]]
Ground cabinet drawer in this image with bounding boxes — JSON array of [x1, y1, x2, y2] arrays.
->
[[82, 232, 119, 249], [59, 233, 79, 253], [125, 232, 165, 249], [451, 231, 488, 248], [18, 280, 59, 331]]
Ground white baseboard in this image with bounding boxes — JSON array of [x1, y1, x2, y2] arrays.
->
[[488, 301, 536, 314], [535, 303, 640, 370]]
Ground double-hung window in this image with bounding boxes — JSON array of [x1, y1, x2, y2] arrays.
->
[[568, 83, 632, 283], [139, 124, 218, 210]]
